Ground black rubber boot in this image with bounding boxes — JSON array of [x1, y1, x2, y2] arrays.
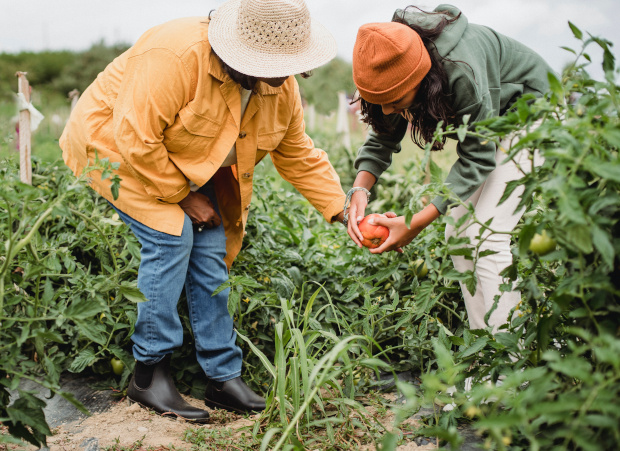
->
[[127, 355, 210, 423], [204, 376, 266, 414]]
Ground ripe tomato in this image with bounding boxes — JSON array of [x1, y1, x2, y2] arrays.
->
[[529, 230, 556, 255], [110, 357, 125, 376], [358, 214, 389, 249]]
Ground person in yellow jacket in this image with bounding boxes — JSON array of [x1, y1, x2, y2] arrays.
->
[[60, 0, 346, 423]]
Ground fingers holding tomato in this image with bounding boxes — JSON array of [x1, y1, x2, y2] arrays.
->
[[347, 191, 369, 247], [358, 214, 389, 249]]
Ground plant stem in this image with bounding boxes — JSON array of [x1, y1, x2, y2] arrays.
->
[[69, 208, 120, 276]]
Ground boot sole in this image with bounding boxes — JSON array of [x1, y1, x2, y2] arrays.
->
[[128, 396, 211, 424]]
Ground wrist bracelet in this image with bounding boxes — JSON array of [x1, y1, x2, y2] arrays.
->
[[343, 187, 371, 227]]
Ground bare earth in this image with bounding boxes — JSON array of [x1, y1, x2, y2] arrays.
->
[[31, 393, 437, 451]]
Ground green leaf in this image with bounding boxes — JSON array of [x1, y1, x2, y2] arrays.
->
[[64, 298, 103, 320], [591, 225, 614, 268], [565, 224, 593, 254], [429, 158, 444, 183], [6, 391, 51, 446], [560, 46, 576, 55], [59, 391, 90, 415], [118, 284, 147, 303], [456, 124, 467, 142], [371, 266, 398, 283], [76, 322, 107, 344], [68, 348, 98, 373], [568, 21, 583, 40], [237, 330, 276, 378], [548, 355, 593, 381], [583, 158, 620, 183], [458, 336, 489, 358], [547, 72, 563, 98], [377, 432, 398, 451]]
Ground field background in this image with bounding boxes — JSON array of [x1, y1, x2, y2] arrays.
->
[[1, 31, 619, 451]]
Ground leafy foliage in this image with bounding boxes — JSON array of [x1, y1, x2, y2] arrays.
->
[[386, 23, 620, 450], [1, 24, 619, 451], [0, 156, 136, 447]]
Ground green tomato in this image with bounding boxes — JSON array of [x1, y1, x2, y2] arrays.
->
[[110, 357, 125, 376], [412, 259, 429, 278], [529, 230, 557, 255]]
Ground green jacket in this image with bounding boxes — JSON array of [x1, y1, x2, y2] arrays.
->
[[354, 4, 554, 213]]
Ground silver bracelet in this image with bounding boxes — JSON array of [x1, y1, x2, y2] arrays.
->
[[343, 187, 371, 226]]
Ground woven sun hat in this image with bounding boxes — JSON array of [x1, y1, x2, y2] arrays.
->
[[208, 0, 338, 78]]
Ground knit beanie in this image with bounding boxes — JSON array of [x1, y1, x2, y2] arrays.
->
[[352, 22, 431, 105]]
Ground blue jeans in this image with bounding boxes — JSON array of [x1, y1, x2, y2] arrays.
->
[[110, 182, 242, 382]]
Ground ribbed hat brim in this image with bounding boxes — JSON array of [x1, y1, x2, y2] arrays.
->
[[208, 0, 338, 78]]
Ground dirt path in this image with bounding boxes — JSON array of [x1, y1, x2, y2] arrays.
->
[[43, 393, 437, 451], [47, 394, 253, 450]]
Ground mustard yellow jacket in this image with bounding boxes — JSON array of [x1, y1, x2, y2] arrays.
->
[[60, 17, 346, 269]]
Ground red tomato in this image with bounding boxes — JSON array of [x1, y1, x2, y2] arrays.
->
[[358, 214, 389, 249]]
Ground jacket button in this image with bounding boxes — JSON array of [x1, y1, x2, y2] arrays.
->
[[242, 172, 252, 179], [238, 131, 247, 139]]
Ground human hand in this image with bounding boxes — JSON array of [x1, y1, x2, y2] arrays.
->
[[365, 212, 412, 254], [368, 204, 441, 254], [178, 191, 221, 230], [347, 190, 369, 247]]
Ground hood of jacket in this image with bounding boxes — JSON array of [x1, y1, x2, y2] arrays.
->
[[392, 4, 467, 58]]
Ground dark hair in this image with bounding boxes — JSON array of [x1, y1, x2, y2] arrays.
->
[[356, 6, 461, 151], [207, 11, 312, 91]]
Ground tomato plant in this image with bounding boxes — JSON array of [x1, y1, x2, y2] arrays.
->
[[0, 157, 138, 447], [2, 22, 619, 450]]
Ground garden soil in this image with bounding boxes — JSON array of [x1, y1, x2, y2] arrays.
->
[[8, 375, 439, 450], [44, 394, 437, 450], [46, 395, 256, 450]]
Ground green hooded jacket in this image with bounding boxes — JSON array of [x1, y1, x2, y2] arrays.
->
[[354, 4, 554, 213]]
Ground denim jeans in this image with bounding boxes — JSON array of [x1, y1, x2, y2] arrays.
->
[[110, 182, 242, 381]]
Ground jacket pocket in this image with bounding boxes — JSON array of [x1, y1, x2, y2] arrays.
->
[[257, 129, 286, 152], [163, 108, 223, 153]]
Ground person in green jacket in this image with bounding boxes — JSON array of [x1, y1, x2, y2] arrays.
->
[[346, 4, 553, 331]]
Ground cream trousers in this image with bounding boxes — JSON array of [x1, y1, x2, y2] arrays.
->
[[445, 136, 542, 332]]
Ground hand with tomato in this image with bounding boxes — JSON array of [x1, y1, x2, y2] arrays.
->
[[346, 172, 441, 254]]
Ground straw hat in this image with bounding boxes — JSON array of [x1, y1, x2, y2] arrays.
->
[[208, 0, 337, 78]]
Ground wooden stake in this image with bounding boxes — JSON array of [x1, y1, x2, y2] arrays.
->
[[336, 91, 351, 152], [16, 72, 32, 185], [68, 89, 80, 111]]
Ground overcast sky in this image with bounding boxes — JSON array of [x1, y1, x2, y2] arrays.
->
[[1, 0, 618, 81]]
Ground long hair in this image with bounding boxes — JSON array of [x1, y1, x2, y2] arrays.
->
[[357, 6, 461, 151]]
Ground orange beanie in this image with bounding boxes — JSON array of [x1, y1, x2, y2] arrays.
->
[[352, 22, 431, 105]]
